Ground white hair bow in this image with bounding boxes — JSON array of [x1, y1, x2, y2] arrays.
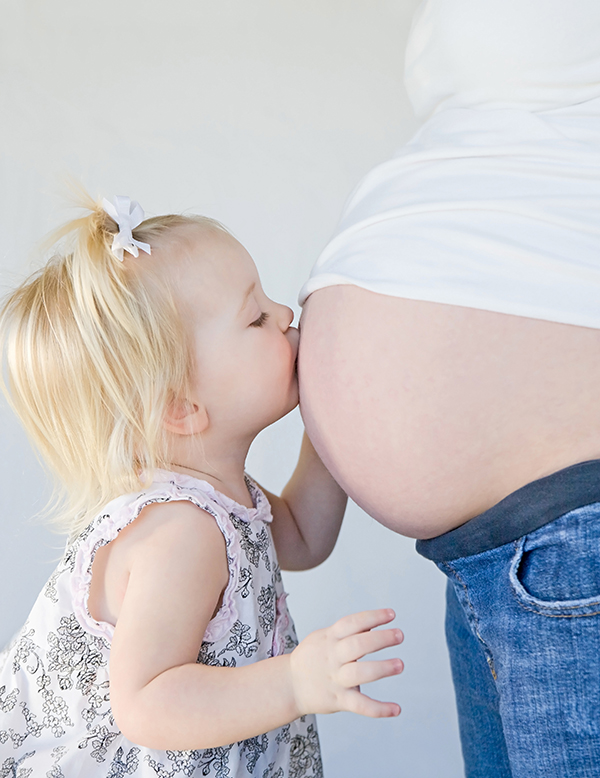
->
[[102, 195, 152, 261]]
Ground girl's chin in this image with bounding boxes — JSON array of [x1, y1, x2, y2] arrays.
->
[[278, 392, 300, 422]]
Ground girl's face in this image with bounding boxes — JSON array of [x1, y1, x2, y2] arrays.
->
[[171, 227, 299, 443]]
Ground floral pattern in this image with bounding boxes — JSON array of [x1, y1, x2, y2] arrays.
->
[[289, 726, 322, 778], [107, 746, 140, 777], [235, 568, 253, 599], [0, 473, 321, 776], [229, 516, 271, 572], [260, 583, 279, 637], [218, 622, 260, 659]]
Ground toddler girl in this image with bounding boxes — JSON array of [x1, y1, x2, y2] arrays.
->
[[0, 195, 403, 777]]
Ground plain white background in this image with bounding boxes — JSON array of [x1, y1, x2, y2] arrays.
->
[[0, 1, 463, 775]]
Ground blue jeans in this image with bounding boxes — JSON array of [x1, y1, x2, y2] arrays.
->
[[442, 505, 600, 777], [417, 461, 600, 777]]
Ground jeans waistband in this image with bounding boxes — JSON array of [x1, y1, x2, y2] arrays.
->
[[416, 459, 600, 562]]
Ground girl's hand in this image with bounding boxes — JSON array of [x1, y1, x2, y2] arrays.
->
[[289, 608, 403, 718], [109, 502, 401, 751]]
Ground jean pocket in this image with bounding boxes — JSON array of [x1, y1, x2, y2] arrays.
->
[[509, 504, 600, 617]]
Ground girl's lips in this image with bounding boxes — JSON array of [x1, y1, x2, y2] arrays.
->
[[287, 326, 300, 369]]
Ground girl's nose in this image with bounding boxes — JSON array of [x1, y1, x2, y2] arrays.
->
[[277, 303, 294, 330]]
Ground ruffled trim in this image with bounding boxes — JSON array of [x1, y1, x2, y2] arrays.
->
[[152, 469, 272, 524], [70, 473, 271, 644], [272, 593, 291, 657]]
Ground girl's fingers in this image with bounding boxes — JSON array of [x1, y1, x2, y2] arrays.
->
[[331, 609, 396, 640], [339, 658, 404, 688], [342, 689, 401, 719], [337, 628, 404, 664]]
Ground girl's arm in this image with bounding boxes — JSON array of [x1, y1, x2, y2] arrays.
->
[[109, 500, 402, 751], [263, 432, 348, 570]]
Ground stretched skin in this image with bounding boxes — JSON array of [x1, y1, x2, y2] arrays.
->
[[298, 285, 600, 539]]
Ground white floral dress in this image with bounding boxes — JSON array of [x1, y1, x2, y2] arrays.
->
[[0, 470, 322, 778]]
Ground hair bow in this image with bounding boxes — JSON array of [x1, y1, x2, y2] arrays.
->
[[102, 195, 152, 261]]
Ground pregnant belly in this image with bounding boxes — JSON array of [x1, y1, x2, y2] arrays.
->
[[298, 285, 600, 538]]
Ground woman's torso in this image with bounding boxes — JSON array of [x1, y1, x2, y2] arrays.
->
[[299, 289, 600, 538], [298, 0, 600, 538]]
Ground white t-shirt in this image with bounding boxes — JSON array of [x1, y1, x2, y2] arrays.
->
[[299, 0, 600, 329]]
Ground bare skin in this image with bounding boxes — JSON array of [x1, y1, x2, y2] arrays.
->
[[299, 285, 600, 539]]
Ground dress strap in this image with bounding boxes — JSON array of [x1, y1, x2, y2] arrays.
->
[[70, 478, 243, 643]]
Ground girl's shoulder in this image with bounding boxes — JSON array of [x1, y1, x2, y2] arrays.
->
[[74, 469, 273, 572], [69, 470, 274, 645]]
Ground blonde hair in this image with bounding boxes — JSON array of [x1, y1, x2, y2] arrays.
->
[[0, 193, 227, 537]]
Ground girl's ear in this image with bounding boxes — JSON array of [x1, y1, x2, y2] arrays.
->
[[163, 399, 209, 436]]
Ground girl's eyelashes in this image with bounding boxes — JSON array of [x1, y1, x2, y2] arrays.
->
[[249, 311, 269, 328]]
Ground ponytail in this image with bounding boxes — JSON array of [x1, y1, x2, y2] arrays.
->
[[0, 195, 225, 536]]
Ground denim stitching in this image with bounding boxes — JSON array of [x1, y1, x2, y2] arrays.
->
[[442, 561, 498, 681], [513, 600, 600, 619]]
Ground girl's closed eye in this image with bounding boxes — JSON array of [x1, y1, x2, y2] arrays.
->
[[250, 312, 269, 328]]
